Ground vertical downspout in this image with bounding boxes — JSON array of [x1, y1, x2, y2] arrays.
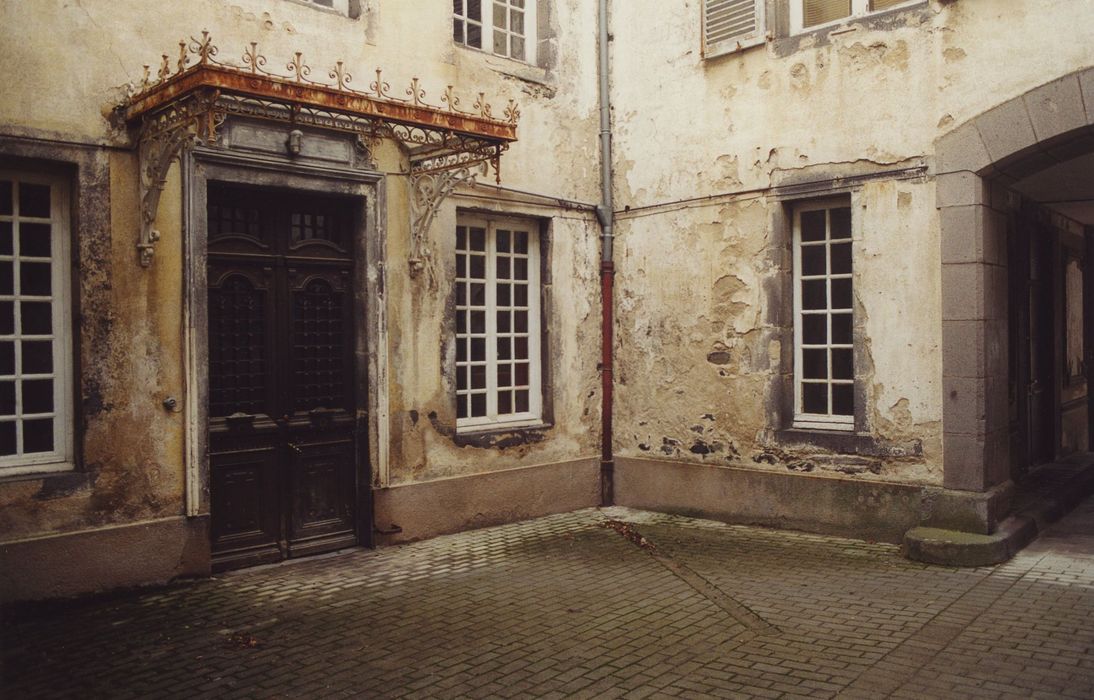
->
[[597, 0, 615, 507]]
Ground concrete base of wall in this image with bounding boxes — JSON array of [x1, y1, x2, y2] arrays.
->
[[615, 457, 1011, 544], [373, 457, 600, 545], [0, 515, 211, 603]]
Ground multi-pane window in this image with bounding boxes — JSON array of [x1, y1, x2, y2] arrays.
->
[[793, 199, 854, 430], [454, 0, 535, 63], [455, 217, 542, 430], [0, 173, 73, 474], [793, 0, 918, 32]]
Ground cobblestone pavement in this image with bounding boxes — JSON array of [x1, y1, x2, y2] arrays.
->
[[4, 500, 1094, 699]]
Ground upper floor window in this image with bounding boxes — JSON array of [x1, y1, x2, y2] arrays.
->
[[454, 0, 536, 63], [793, 198, 855, 431], [703, 0, 766, 57], [792, 0, 917, 34], [0, 172, 74, 475], [455, 215, 543, 431]]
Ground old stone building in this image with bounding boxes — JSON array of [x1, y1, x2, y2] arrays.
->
[[0, 0, 1090, 600]]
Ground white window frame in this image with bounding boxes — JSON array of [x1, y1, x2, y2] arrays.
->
[[455, 215, 543, 433], [0, 171, 74, 475], [294, 0, 351, 15], [790, 0, 921, 35], [454, 0, 538, 64], [703, 0, 767, 58], [792, 197, 855, 432]]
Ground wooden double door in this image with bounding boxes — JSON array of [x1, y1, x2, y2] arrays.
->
[[206, 182, 365, 570]]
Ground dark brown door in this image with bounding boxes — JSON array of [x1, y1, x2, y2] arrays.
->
[[206, 183, 361, 570]]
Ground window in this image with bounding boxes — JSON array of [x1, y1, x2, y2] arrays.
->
[[793, 199, 854, 430], [0, 172, 74, 475], [297, 0, 351, 14], [703, 0, 766, 57], [454, 0, 536, 63], [792, 0, 918, 33], [455, 216, 542, 431]]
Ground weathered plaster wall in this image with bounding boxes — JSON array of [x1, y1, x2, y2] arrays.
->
[[610, 0, 1093, 485], [0, 0, 603, 544]]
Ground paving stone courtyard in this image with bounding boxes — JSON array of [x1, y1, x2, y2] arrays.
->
[[4, 499, 1094, 699]]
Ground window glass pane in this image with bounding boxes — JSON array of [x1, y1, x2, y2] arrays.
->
[[830, 243, 852, 275], [514, 257, 528, 280], [456, 226, 467, 249], [470, 393, 487, 417], [514, 231, 528, 254], [471, 365, 486, 389], [0, 301, 13, 335], [497, 310, 511, 333], [832, 348, 854, 380], [515, 389, 529, 412], [496, 257, 510, 279], [802, 383, 827, 414], [514, 311, 528, 333], [494, 3, 507, 28], [800, 210, 826, 242], [832, 384, 854, 416], [830, 207, 852, 239], [511, 9, 524, 34], [498, 337, 512, 360], [802, 280, 826, 310], [802, 349, 827, 380], [831, 278, 853, 310], [515, 362, 529, 386], [802, 314, 826, 345], [23, 378, 53, 414], [22, 302, 52, 335], [457, 366, 467, 391], [456, 282, 466, 307], [469, 255, 485, 279], [498, 363, 512, 388], [19, 183, 50, 218], [498, 390, 512, 414], [0, 181, 11, 216], [497, 230, 510, 252], [471, 338, 485, 361], [831, 313, 853, 345], [514, 336, 528, 360], [494, 29, 507, 55], [467, 22, 482, 47], [801, 244, 825, 276], [467, 0, 481, 20], [511, 36, 525, 61], [456, 253, 466, 277], [804, 0, 852, 27], [456, 309, 467, 336], [0, 421, 13, 455], [0, 221, 11, 256], [469, 227, 486, 251], [0, 342, 12, 375], [24, 417, 54, 453], [497, 284, 511, 306], [20, 223, 51, 257], [514, 284, 528, 306], [470, 283, 485, 306], [0, 262, 12, 295], [457, 338, 467, 362], [21, 262, 51, 296], [457, 395, 468, 419], [470, 310, 485, 333], [0, 381, 13, 415], [454, 18, 464, 43]]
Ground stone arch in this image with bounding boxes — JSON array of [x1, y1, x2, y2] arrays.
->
[[934, 67, 1094, 500]]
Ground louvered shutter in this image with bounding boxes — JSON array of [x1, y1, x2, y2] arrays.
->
[[870, 0, 906, 9], [703, 0, 766, 58]]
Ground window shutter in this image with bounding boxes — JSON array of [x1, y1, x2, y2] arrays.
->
[[870, 0, 906, 9], [703, 0, 765, 58]]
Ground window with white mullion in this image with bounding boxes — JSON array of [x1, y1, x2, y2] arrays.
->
[[455, 216, 542, 431], [792, 0, 921, 33], [491, 0, 528, 61], [0, 172, 73, 473], [453, 0, 485, 49], [793, 200, 854, 430]]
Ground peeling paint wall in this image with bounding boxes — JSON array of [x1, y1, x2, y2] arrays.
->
[[610, 0, 1092, 485], [0, 0, 602, 545]]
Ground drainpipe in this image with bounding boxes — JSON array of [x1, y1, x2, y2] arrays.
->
[[597, 0, 615, 507]]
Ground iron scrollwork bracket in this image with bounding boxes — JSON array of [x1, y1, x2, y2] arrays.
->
[[407, 162, 487, 279], [137, 89, 223, 267]]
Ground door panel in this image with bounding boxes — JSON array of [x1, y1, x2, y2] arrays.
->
[[207, 183, 361, 571]]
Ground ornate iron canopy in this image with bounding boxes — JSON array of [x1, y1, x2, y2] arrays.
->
[[123, 32, 520, 268]]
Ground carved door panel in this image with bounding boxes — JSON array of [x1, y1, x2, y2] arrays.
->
[[207, 183, 361, 571]]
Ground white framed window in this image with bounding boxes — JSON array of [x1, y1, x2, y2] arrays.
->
[[0, 171, 74, 475], [296, 0, 351, 15], [791, 0, 919, 34], [454, 0, 537, 63], [703, 0, 766, 58], [793, 198, 854, 431], [455, 216, 542, 431]]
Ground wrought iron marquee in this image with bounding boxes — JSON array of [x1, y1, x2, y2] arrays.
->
[[123, 32, 520, 268]]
